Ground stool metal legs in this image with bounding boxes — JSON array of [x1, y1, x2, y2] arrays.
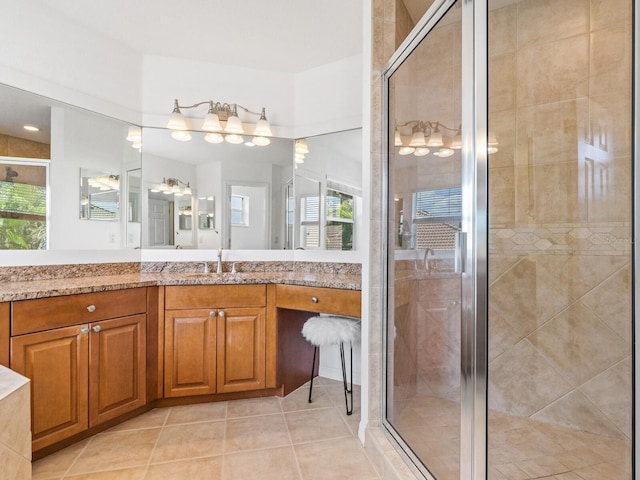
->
[[308, 346, 318, 404], [308, 342, 354, 416], [340, 342, 354, 415]]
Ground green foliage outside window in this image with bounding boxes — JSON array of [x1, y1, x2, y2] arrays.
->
[[326, 189, 354, 251], [0, 180, 47, 249]]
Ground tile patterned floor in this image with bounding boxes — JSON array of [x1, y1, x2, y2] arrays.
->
[[392, 395, 632, 480], [32, 378, 379, 480]]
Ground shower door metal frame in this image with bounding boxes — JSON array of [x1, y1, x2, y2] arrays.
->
[[380, 0, 489, 478], [633, 1, 639, 478]]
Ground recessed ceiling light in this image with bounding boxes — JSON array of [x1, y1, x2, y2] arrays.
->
[[23, 125, 39, 132]]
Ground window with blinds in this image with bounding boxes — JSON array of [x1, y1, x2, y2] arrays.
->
[[412, 187, 461, 250]]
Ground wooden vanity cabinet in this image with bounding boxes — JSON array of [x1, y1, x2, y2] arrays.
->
[[164, 285, 267, 397], [164, 308, 217, 397], [0, 302, 9, 367], [10, 288, 147, 452]]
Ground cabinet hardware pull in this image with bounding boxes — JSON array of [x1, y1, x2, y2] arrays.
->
[[86, 305, 96, 313], [219, 311, 225, 317], [80, 327, 90, 334], [311, 297, 318, 303], [92, 325, 102, 333]]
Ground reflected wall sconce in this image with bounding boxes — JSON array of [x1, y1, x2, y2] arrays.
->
[[150, 177, 192, 197], [294, 139, 309, 165], [167, 99, 272, 147], [126, 125, 142, 150], [87, 174, 120, 191], [395, 121, 498, 157]]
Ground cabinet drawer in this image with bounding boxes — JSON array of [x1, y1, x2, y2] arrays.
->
[[165, 285, 266, 309], [12, 288, 147, 336], [276, 285, 361, 318]]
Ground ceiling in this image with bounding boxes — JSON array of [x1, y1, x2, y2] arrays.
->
[[33, 0, 364, 73]]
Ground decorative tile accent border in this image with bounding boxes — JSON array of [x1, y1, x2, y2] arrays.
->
[[490, 224, 631, 256]]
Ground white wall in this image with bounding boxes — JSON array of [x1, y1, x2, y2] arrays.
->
[[49, 107, 136, 250], [141, 153, 197, 248], [293, 54, 363, 138], [141, 55, 296, 136], [228, 184, 268, 250], [0, 0, 142, 123]]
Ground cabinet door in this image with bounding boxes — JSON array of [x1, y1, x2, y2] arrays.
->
[[216, 307, 265, 393], [164, 309, 217, 397], [89, 314, 147, 426], [11, 324, 89, 452]]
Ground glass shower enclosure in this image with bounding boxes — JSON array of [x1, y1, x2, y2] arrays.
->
[[382, 0, 634, 479]]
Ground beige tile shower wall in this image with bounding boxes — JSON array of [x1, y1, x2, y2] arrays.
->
[[488, 0, 632, 440], [369, 0, 424, 431]]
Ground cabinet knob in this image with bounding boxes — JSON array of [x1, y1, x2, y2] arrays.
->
[[218, 311, 225, 317], [311, 297, 318, 303], [86, 305, 96, 313], [80, 327, 90, 334], [92, 325, 102, 333], [209, 310, 215, 317]]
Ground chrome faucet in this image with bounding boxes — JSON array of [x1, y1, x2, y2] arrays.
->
[[424, 248, 435, 271], [216, 247, 223, 274]]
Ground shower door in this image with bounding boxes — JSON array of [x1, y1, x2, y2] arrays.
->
[[384, 1, 471, 478], [383, 0, 634, 479]]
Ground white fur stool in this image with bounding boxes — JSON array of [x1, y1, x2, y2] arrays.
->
[[301, 315, 361, 415]]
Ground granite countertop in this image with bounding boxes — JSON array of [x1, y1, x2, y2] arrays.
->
[[0, 271, 362, 302]]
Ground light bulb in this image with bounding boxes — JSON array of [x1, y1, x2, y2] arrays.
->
[[204, 132, 224, 144], [450, 132, 462, 149], [295, 139, 309, 154], [253, 108, 272, 136], [399, 146, 415, 155], [225, 134, 244, 144], [488, 146, 499, 154], [171, 130, 192, 141], [409, 130, 426, 147], [126, 125, 142, 142], [253, 136, 271, 146], [167, 100, 188, 130], [394, 130, 402, 147], [438, 147, 454, 157], [183, 185, 192, 196], [426, 127, 443, 147], [414, 147, 430, 157], [202, 112, 222, 132], [224, 105, 244, 134]]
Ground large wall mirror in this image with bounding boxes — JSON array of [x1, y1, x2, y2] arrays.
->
[[141, 128, 294, 250], [293, 128, 363, 251], [0, 80, 363, 256], [141, 127, 363, 251], [0, 82, 142, 252]]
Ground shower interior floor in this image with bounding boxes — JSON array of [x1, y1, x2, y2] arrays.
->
[[391, 395, 631, 480]]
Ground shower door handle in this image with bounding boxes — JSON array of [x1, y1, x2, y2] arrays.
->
[[455, 231, 467, 273]]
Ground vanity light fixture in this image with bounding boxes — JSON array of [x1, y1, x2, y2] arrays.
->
[[167, 99, 272, 147], [151, 177, 192, 196], [395, 121, 499, 157]]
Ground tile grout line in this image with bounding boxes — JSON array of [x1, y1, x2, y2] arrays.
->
[[143, 406, 172, 478], [280, 394, 305, 480]]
